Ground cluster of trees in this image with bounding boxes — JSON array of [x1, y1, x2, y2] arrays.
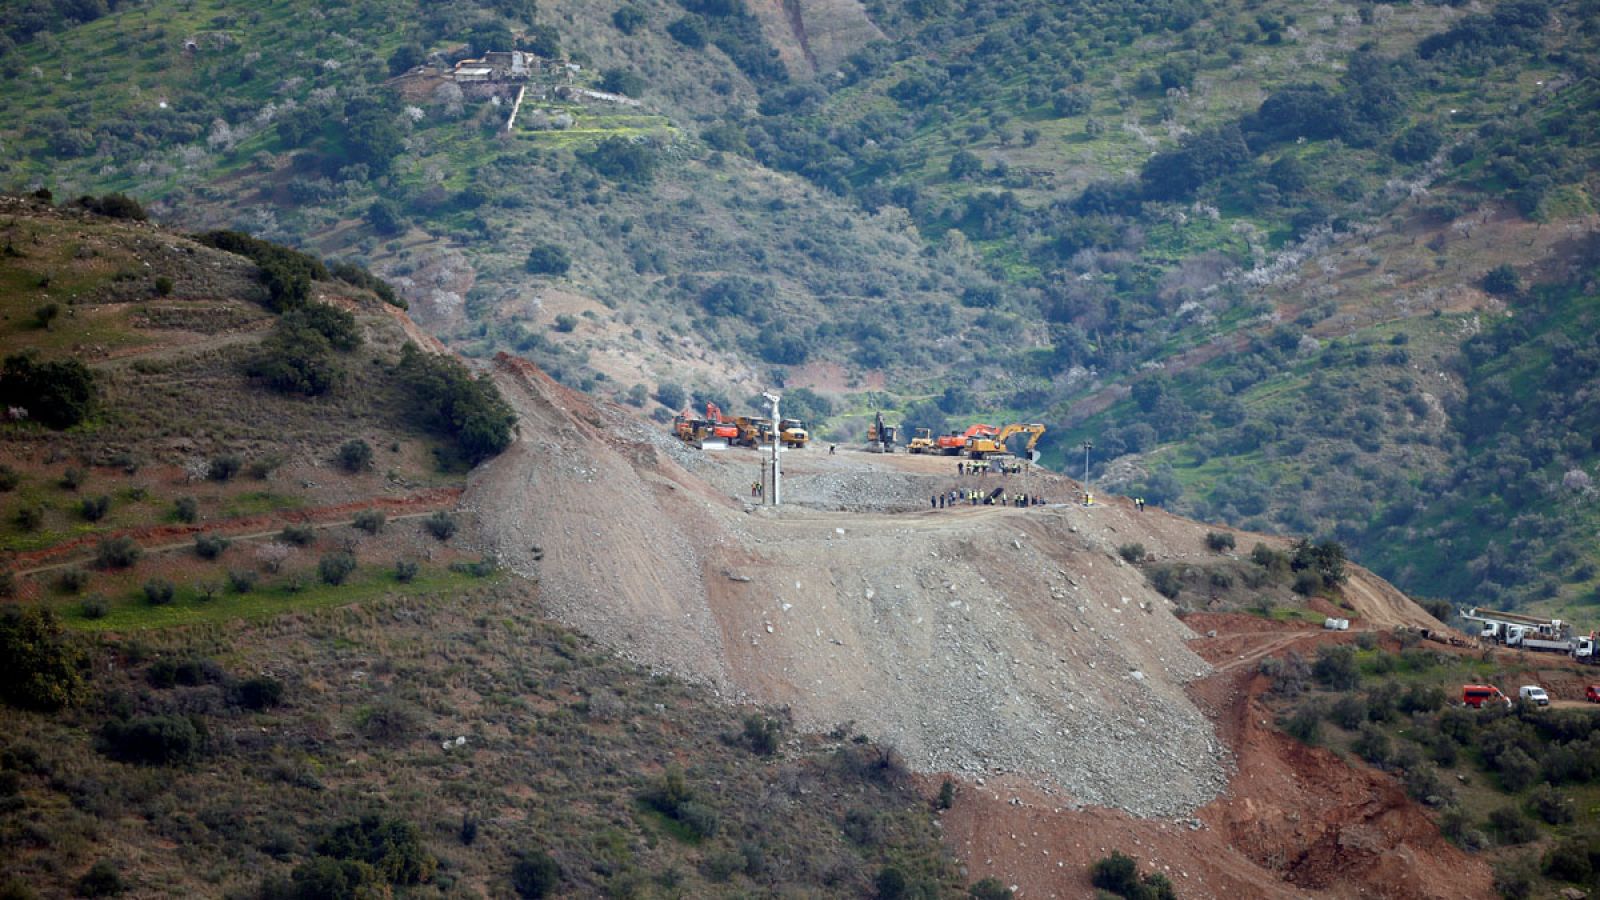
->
[[395, 343, 516, 464], [248, 302, 362, 396], [259, 815, 436, 899], [0, 352, 97, 429], [667, 0, 787, 84], [199, 230, 329, 311]]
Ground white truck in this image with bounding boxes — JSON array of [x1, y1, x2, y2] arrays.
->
[[1460, 607, 1588, 657], [1518, 685, 1550, 707]]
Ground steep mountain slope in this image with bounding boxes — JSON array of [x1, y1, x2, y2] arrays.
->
[[0, 203, 966, 898]]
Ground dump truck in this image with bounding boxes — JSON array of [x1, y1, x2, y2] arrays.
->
[[672, 403, 739, 449], [732, 416, 775, 448], [778, 418, 809, 449]]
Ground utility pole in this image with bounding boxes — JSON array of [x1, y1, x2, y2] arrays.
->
[[763, 391, 781, 506], [1080, 440, 1093, 499]]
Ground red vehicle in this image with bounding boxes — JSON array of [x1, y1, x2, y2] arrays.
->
[[1587, 685, 1599, 703], [935, 423, 998, 455], [1462, 684, 1511, 708]]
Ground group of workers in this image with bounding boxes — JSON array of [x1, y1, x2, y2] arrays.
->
[[931, 488, 1044, 509], [955, 459, 1024, 476]]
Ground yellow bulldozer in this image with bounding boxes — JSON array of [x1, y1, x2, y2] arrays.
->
[[907, 427, 937, 454]]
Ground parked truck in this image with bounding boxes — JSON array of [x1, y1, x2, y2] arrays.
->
[[1459, 607, 1588, 656]]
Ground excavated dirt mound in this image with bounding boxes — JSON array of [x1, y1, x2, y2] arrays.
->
[[465, 355, 1477, 893], [469, 357, 1227, 815]]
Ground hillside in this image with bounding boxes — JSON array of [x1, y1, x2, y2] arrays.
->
[[0, 204, 964, 898], [2, 0, 1597, 618]]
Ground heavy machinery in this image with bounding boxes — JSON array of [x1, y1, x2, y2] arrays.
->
[[672, 402, 739, 449], [907, 428, 937, 454], [1460, 607, 1594, 658], [935, 423, 997, 455], [733, 415, 774, 448], [965, 423, 1046, 460], [778, 418, 809, 449], [866, 411, 898, 453]]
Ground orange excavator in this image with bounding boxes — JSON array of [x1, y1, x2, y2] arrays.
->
[[935, 423, 998, 455]]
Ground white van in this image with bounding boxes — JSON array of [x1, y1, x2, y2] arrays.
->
[[1518, 685, 1550, 706]]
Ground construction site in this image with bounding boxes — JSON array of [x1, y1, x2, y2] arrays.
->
[[450, 358, 1600, 898]]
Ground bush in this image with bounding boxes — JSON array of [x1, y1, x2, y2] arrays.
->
[[0, 607, 88, 711], [1353, 724, 1392, 767], [512, 851, 560, 898], [279, 524, 316, 546], [147, 658, 222, 689], [194, 534, 230, 560], [249, 322, 342, 395], [34, 302, 59, 330], [57, 567, 90, 594], [154, 276, 174, 296], [742, 714, 782, 756], [81, 596, 109, 620], [314, 816, 436, 886], [1481, 264, 1521, 297], [76, 193, 147, 220], [394, 559, 420, 583], [968, 877, 1013, 900], [1118, 543, 1147, 563], [1205, 531, 1236, 552], [337, 439, 372, 473], [75, 860, 126, 897], [1543, 838, 1594, 884], [173, 496, 198, 523], [1090, 851, 1141, 895], [0, 465, 17, 491], [232, 677, 284, 710], [1529, 784, 1574, 825], [352, 510, 385, 534], [0, 352, 97, 429], [1312, 645, 1359, 690], [227, 569, 257, 594], [1283, 703, 1322, 744], [60, 466, 85, 490], [1488, 806, 1537, 845], [524, 243, 571, 276], [94, 536, 141, 570], [423, 511, 457, 541], [1330, 694, 1367, 730], [142, 578, 176, 605], [208, 454, 242, 481], [318, 552, 357, 586], [99, 714, 204, 765], [14, 504, 43, 531]]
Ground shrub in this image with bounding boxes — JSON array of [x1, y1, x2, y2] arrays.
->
[[318, 552, 357, 586], [1205, 531, 1236, 552], [99, 714, 204, 765], [1353, 724, 1392, 767], [57, 567, 90, 594], [1283, 703, 1322, 744], [968, 877, 1013, 900], [524, 243, 571, 276], [1488, 806, 1537, 845], [232, 677, 284, 710], [352, 510, 385, 534], [1249, 542, 1289, 573], [1481, 264, 1521, 297], [15, 504, 43, 531], [75, 860, 126, 897], [1089, 851, 1141, 895], [394, 559, 419, 583], [742, 714, 782, 756], [279, 524, 316, 546], [0, 465, 17, 491], [938, 778, 956, 810], [1543, 838, 1594, 884], [358, 699, 423, 744], [423, 511, 456, 541], [147, 658, 222, 688], [0, 352, 97, 429], [94, 537, 141, 569], [142, 578, 176, 605], [552, 314, 577, 333], [1118, 543, 1146, 562], [336, 439, 373, 474], [194, 534, 230, 560], [1330, 694, 1367, 730], [613, 5, 646, 34], [208, 454, 242, 481], [81, 596, 109, 620], [512, 851, 560, 898], [60, 466, 85, 490], [1529, 784, 1574, 825], [154, 276, 174, 296], [76, 193, 146, 220], [226, 569, 257, 594], [174, 496, 198, 523], [0, 607, 88, 711], [1312, 645, 1359, 690]]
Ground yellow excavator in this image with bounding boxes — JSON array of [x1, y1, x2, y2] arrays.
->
[[965, 422, 1046, 459]]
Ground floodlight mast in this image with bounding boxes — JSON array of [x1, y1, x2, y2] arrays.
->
[[762, 391, 781, 506]]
